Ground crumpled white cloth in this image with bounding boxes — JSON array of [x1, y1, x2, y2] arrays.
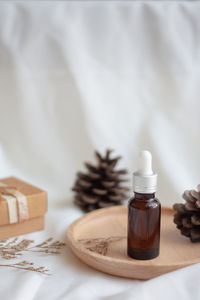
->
[[0, 1, 200, 299]]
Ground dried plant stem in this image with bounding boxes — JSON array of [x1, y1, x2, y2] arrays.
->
[[0, 237, 66, 259], [79, 236, 126, 256], [0, 237, 66, 275], [0, 262, 50, 275]]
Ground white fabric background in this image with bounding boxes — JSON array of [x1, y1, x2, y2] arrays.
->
[[0, 1, 200, 299]]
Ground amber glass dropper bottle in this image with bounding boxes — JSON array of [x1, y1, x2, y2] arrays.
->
[[128, 150, 161, 260]]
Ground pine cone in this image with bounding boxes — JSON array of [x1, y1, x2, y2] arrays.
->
[[72, 149, 129, 212], [173, 185, 200, 242]]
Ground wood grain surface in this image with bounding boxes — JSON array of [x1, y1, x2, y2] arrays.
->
[[67, 206, 200, 280]]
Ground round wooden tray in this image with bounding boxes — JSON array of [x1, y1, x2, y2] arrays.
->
[[67, 205, 200, 280]]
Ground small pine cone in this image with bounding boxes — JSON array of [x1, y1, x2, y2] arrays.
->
[[173, 185, 200, 242], [72, 149, 129, 212]]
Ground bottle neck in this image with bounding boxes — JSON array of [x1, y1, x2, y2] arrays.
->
[[134, 192, 155, 200]]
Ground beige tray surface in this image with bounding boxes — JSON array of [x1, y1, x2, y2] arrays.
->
[[67, 205, 200, 280]]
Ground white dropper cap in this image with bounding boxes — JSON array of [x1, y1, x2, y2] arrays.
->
[[133, 150, 157, 193]]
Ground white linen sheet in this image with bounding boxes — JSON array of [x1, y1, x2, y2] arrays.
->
[[0, 1, 200, 299]]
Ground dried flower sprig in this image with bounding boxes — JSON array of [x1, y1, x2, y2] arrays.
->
[[0, 260, 50, 275], [0, 237, 66, 275], [0, 237, 66, 260], [78, 236, 125, 256]]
